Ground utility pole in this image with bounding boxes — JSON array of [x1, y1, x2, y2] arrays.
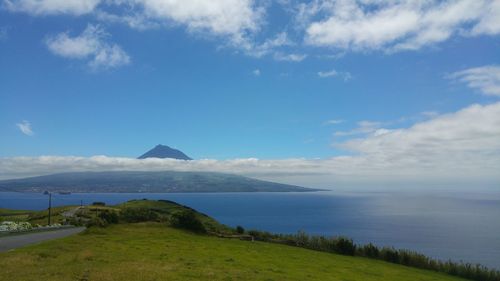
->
[[48, 192, 52, 226]]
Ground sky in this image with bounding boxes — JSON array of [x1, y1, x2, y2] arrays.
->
[[1, 0, 500, 188]]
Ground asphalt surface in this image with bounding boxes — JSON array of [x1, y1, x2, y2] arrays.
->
[[0, 227, 85, 252]]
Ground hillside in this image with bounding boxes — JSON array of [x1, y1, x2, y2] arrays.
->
[[0, 199, 231, 233], [0, 222, 467, 281], [0, 171, 318, 193]]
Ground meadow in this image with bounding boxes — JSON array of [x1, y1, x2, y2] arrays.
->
[[0, 223, 467, 281]]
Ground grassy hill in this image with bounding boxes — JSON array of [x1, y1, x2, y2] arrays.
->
[[0, 223, 467, 281], [0, 199, 234, 234]]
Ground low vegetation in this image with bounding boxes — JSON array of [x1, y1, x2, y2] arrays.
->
[[0, 208, 32, 223], [0, 223, 469, 281], [1, 199, 498, 281], [246, 230, 500, 281]]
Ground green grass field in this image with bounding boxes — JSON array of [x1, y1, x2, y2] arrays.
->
[[0, 223, 467, 281]]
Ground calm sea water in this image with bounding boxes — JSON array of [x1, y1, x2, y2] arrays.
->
[[1, 190, 499, 269]]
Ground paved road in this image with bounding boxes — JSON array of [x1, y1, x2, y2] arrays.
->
[[0, 227, 85, 252]]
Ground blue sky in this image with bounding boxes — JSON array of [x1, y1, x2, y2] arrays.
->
[[1, 0, 499, 186]]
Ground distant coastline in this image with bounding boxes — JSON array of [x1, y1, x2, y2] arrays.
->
[[0, 171, 322, 193]]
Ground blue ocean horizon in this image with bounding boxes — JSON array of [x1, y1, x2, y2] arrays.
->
[[1, 190, 499, 269]]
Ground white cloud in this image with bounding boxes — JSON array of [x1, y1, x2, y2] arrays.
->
[[128, 0, 264, 49], [243, 32, 296, 58], [3, 102, 499, 186], [336, 102, 500, 180], [45, 24, 130, 70], [4, 0, 270, 58], [334, 120, 381, 136], [318, 69, 338, 78], [245, 32, 307, 61], [0, 26, 8, 40], [324, 119, 344, 125], [3, 0, 100, 15], [318, 68, 352, 81], [303, 0, 500, 52], [95, 10, 160, 31], [16, 120, 34, 136], [471, 1, 500, 36], [4, 0, 500, 58], [450, 65, 500, 97], [420, 111, 439, 118], [252, 69, 261, 76], [273, 52, 307, 62]]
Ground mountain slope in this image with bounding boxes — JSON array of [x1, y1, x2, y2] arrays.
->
[[0, 171, 319, 193], [138, 144, 192, 160]]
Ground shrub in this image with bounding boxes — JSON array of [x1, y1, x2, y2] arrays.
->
[[335, 236, 356, 256], [170, 210, 206, 233], [295, 230, 310, 247], [247, 230, 275, 241], [380, 247, 400, 263], [358, 243, 379, 258], [86, 217, 107, 228], [92, 202, 106, 206], [99, 210, 119, 224], [67, 217, 85, 227], [120, 208, 159, 223], [236, 225, 245, 234]]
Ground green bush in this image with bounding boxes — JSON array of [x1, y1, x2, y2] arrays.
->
[[86, 217, 107, 228], [120, 208, 159, 223], [236, 225, 245, 234], [67, 217, 85, 226], [358, 243, 379, 258], [247, 229, 274, 241], [99, 210, 119, 224], [335, 237, 356, 256], [170, 210, 206, 233]]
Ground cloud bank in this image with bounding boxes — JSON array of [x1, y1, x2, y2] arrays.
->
[[3, 102, 500, 187]]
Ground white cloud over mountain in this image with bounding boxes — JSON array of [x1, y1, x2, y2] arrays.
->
[[3, 101, 500, 187], [45, 24, 130, 69]]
